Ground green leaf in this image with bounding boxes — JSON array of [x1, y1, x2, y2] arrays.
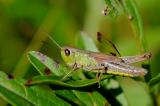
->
[[25, 75, 112, 88], [0, 71, 70, 106], [55, 90, 85, 106], [72, 90, 108, 106], [89, 91, 108, 106], [148, 73, 160, 87], [117, 77, 153, 106], [71, 90, 93, 106], [27, 51, 67, 76]]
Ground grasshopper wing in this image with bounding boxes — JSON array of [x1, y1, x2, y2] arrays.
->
[[97, 32, 121, 57]]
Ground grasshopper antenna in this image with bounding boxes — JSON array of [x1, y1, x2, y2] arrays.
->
[[47, 34, 62, 49], [41, 29, 62, 49]]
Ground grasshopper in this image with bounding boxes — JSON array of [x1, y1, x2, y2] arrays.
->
[[48, 32, 151, 86]]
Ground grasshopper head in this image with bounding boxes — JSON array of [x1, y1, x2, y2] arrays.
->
[[61, 46, 76, 67]]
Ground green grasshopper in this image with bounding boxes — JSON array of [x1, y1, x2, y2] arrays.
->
[[48, 32, 151, 86]]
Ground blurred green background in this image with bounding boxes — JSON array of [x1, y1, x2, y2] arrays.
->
[[0, 0, 160, 103]]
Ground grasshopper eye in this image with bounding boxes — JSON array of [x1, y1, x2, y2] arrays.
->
[[65, 49, 70, 56]]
